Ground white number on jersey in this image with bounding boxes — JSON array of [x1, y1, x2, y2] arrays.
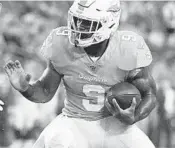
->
[[82, 84, 105, 112]]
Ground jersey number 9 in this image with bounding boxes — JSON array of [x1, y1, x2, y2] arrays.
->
[[83, 84, 105, 112]]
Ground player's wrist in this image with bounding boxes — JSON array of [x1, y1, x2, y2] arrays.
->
[[117, 113, 135, 125], [20, 84, 34, 98], [18, 73, 31, 92], [121, 117, 135, 125], [19, 84, 30, 92]]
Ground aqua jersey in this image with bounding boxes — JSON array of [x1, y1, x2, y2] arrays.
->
[[40, 27, 152, 120]]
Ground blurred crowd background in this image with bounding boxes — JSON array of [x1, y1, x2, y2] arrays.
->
[[0, 1, 175, 148]]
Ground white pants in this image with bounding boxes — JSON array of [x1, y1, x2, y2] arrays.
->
[[32, 114, 155, 148]]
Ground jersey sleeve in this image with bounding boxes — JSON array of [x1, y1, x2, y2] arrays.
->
[[40, 27, 68, 61], [40, 29, 55, 60], [117, 31, 152, 71]]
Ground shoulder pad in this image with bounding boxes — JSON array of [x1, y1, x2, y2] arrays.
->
[[117, 31, 152, 71], [40, 27, 69, 60]]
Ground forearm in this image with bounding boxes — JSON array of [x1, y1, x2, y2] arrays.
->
[[20, 80, 54, 103], [20, 61, 62, 103], [134, 94, 156, 123]]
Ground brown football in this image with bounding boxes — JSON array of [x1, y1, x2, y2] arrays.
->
[[106, 82, 141, 110]]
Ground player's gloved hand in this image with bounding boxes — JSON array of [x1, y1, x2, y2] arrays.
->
[[105, 97, 137, 125], [4, 60, 31, 92], [0, 100, 4, 111]]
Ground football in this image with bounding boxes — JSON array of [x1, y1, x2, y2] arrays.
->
[[106, 82, 141, 110]]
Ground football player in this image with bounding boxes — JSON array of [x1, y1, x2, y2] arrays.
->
[[4, 0, 156, 148]]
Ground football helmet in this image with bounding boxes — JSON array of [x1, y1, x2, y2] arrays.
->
[[68, 0, 121, 47]]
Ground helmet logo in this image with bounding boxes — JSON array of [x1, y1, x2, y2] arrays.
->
[[108, 4, 120, 12], [79, 0, 88, 7], [107, 3, 121, 18], [78, 0, 95, 11], [78, 0, 95, 8]]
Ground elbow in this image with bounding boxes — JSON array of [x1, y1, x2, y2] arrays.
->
[[146, 94, 157, 112], [146, 94, 157, 110], [142, 94, 157, 112], [152, 95, 157, 109]]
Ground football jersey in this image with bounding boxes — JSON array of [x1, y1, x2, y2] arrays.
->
[[40, 27, 152, 120]]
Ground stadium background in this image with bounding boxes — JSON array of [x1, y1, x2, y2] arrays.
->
[[0, 1, 175, 148]]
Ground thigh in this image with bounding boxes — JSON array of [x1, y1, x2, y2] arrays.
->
[[118, 125, 155, 148], [102, 116, 130, 148], [103, 117, 155, 148], [32, 115, 88, 148]]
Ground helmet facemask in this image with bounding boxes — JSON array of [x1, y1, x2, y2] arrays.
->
[[68, 0, 121, 47], [68, 11, 103, 47]]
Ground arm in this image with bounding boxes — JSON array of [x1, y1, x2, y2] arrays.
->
[[125, 67, 157, 123], [21, 61, 62, 103], [105, 67, 157, 125], [4, 29, 64, 103], [4, 60, 62, 103]]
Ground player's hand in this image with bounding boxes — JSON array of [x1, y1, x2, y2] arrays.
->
[[105, 97, 137, 125], [0, 100, 4, 111], [4, 60, 31, 92]]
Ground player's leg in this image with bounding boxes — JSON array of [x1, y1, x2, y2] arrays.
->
[[101, 116, 130, 148], [32, 114, 88, 148], [118, 124, 155, 148], [103, 116, 155, 148]]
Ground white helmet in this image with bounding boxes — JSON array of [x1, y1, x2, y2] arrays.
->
[[68, 0, 121, 47]]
